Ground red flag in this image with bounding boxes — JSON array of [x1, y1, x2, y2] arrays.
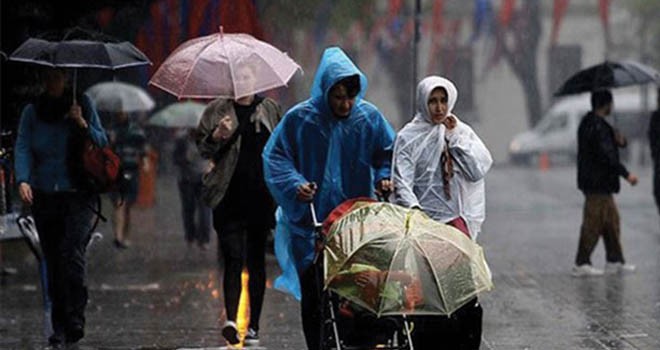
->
[[499, 0, 516, 28], [167, 0, 181, 54], [150, 2, 165, 75], [96, 7, 115, 29], [426, 0, 444, 75], [188, 0, 212, 38], [599, 0, 611, 45], [550, 0, 570, 47], [388, 0, 404, 20], [220, 0, 264, 39]]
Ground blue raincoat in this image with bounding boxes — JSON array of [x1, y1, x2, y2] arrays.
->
[[263, 47, 395, 298]]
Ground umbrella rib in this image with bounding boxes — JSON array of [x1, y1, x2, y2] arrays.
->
[[376, 235, 409, 318], [252, 49, 301, 83], [180, 36, 219, 98], [324, 229, 399, 289], [411, 236, 451, 314]]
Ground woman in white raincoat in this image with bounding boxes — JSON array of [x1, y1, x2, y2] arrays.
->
[[392, 76, 492, 349]]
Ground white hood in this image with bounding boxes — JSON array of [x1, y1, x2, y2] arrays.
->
[[392, 76, 492, 239]]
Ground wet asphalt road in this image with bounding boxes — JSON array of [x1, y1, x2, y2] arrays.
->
[[2, 164, 660, 349]]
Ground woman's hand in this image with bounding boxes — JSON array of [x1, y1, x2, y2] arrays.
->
[[19, 182, 33, 206], [355, 271, 383, 288], [296, 182, 317, 202], [375, 179, 393, 198], [442, 114, 457, 130], [212, 115, 234, 141], [69, 103, 88, 129]]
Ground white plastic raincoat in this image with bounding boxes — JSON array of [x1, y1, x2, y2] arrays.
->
[[392, 76, 492, 239]]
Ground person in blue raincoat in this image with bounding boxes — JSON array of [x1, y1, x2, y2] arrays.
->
[[263, 47, 395, 350]]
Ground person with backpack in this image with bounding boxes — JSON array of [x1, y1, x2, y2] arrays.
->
[[108, 110, 147, 249], [14, 67, 108, 349], [173, 128, 211, 250]]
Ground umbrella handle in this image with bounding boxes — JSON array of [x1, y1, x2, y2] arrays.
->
[[309, 202, 325, 264], [72, 68, 77, 105]]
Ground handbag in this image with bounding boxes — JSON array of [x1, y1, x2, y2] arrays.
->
[[81, 138, 121, 193]]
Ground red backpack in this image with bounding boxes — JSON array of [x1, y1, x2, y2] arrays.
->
[[81, 138, 121, 193]]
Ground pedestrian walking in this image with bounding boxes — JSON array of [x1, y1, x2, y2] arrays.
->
[[14, 67, 108, 348], [262, 46, 395, 350], [173, 128, 211, 250], [648, 87, 660, 217], [109, 111, 147, 249], [195, 64, 282, 347], [573, 89, 638, 277], [391, 76, 492, 349]]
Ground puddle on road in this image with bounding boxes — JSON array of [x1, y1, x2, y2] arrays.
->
[[95, 282, 161, 291]]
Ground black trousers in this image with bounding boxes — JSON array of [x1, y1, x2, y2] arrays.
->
[[213, 208, 268, 331], [32, 191, 94, 342], [178, 179, 211, 245], [299, 259, 324, 350], [654, 166, 660, 217], [411, 298, 483, 349]]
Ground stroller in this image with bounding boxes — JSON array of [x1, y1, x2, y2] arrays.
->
[[311, 199, 416, 350]]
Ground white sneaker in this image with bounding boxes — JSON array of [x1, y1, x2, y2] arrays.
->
[[571, 264, 604, 277], [604, 262, 636, 274], [222, 320, 240, 345], [244, 327, 259, 346]]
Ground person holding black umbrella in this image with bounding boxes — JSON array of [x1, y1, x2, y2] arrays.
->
[[14, 67, 108, 348], [572, 89, 638, 277], [649, 87, 660, 217]]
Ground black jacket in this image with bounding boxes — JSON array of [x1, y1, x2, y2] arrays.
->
[[577, 112, 629, 194], [649, 109, 660, 164]]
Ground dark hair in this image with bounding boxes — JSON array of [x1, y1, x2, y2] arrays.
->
[[591, 89, 613, 110], [332, 75, 360, 98]]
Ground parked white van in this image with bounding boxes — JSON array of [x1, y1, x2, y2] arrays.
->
[[508, 88, 656, 164]]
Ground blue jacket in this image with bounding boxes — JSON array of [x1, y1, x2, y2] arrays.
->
[[14, 94, 108, 192], [263, 47, 395, 272]]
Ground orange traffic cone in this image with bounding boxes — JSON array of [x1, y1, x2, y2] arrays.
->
[[538, 152, 550, 171], [136, 147, 159, 208]]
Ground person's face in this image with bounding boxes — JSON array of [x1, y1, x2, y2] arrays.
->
[[328, 84, 356, 118], [603, 101, 613, 116], [427, 87, 449, 124], [116, 111, 129, 124], [235, 65, 257, 97], [44, 69, 67, 97]]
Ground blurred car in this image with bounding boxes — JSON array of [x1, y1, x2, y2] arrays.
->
[[509, 89, 656, 165]]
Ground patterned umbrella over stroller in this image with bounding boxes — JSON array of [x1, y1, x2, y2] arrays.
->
[[323, 200, 493, 317]]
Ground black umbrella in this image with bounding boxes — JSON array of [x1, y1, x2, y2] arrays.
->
[[8, 27, 151, 99], [555, 60, 660, 96], [0, 51, 6, 60], [9, 38, 149, 70]]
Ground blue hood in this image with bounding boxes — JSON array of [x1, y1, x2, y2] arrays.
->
[[263, 47, 395, 272], [310, 47, 369, 116]]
